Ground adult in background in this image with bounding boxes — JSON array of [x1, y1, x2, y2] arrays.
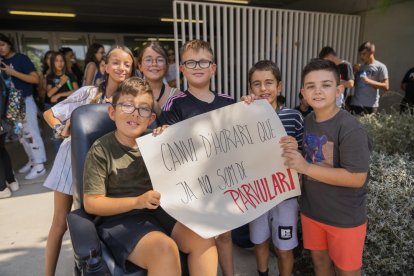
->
[[59, 47, 84, 84], [82, 43, 105, 86], [0, 33, 47, 180], [400, 67, 414, 113], [165, 48, 178, 88], [319, 46, 354, 109], [0, 73, 19, 198], [350, 41, 389, 115]]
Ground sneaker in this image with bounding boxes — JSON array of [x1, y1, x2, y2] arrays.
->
[[7, 180, 19, 192], [24, 165, 46, 180], [0, 187, 12, 199], [18, 162, 32, 174]]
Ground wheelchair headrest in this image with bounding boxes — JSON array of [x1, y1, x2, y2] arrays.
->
[[71, 103, 116, 209]]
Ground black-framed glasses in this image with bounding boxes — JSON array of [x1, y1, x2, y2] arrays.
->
[[181, 59, 213, 69], [114, 103, 153, 118], [142, 57, 166, 67]]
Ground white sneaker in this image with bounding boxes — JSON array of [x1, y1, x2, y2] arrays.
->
[[24, 165, 46, 180], [18, 162, 32, 174], [0, 187, 12, 199], [7, 180, 19, 192]]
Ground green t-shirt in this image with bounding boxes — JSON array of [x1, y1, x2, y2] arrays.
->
[[83, 131, 152, 198]]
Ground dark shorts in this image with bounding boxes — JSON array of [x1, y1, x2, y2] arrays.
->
[[96, 207, 177, 271]]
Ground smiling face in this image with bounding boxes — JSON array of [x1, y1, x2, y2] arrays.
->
[[180, 48, 216, 89], [105, 48, 133, 84], [301, 69, 343, 113], [249, 70, 282, 109], [138, 47, 167, 83], [109, 92, 155, 146]]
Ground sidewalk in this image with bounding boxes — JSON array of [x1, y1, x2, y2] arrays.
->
[[0, 132, 279, 275]]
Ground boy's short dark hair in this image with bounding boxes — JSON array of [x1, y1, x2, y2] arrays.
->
[[248, 60, 282, 84], [298, 93, 304, 100], [112, 77, 154, 108], [358, 41, 375, 53], [302, 58, 340, 85], [318, 46, 336, 59], [0, 33, 15, 51], [180, 39, 214, 61]]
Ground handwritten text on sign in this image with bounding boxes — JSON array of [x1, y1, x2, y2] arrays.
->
[[137, 100, 301, 239]]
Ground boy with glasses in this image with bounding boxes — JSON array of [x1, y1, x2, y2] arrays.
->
[[159, 39, 235, 276], [83, 77, 218, 275]]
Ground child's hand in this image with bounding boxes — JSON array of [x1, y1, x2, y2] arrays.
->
[[61, 120, 71, 137], [240, 94, 258, 104], [152, 125, 169, 136], [279, 135, 298, 151], [282, 148, 310, 174], [137, 190, 161, 209], [60, 74, 69, 83]]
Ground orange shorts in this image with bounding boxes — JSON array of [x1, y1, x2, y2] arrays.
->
[[301, 214, 367, 271]]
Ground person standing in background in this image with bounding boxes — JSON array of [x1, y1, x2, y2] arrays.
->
[[59, 47, 84, 85], [350, 41, 389, 115], [0, 72, 19, 198], [400, 67, 414, 113], [0, 33, 47, 180], [319, 46, 354, 109], [82, 43, 105, 86], [165, 48, 178, 88]]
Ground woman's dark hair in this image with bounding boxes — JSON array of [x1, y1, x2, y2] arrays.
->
[[84, 43, 104, 69], [0, 33, 15, 52], [42, 50, 55, 75]]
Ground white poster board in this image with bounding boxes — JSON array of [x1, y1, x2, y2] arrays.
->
[[137, 100, 301, 239]]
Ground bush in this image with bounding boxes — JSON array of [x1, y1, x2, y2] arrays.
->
[[364, 152, 414, 275], [359, 112, 414, 156]]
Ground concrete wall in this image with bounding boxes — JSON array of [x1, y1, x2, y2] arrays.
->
[[359, 0, 414, 92]]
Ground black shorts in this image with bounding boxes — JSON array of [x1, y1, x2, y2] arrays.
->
[[96, 207, 177, 271]]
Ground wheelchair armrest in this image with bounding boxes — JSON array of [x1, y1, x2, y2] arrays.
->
[[67, 209, 102, 263]]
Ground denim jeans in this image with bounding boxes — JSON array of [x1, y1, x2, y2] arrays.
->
[[19, 96, 47, 164]]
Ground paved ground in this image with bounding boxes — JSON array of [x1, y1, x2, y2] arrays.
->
[[0, 125, 279, 276]]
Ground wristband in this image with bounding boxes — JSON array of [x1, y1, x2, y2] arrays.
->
[[53, 123, 65, 139], [56, 83, 62, 89]]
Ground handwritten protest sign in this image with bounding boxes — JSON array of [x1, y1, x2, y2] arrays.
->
[[137, 100, 301, 239]]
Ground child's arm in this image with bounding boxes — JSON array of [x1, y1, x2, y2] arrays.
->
[[84, 190, 160, 216], [282, 148, 367, 188]]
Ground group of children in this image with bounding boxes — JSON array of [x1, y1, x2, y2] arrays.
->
[[41, 38, 370, 276]]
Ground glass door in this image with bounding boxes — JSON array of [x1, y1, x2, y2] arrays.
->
[[19, 32, 52, 72]]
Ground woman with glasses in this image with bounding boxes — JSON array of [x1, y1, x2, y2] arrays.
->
[[42, 46, 137, 276], [137, 42, 180, 123], [82, 43, 105, 86]]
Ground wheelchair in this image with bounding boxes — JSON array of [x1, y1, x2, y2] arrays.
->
[[66, 104, 188, 275]]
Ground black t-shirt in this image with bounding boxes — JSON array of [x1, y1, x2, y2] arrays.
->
[[402, 67, 414, 102], [338, 61, 354, 98], [46, 72, 77, 105], [159, 90, 235, 125]]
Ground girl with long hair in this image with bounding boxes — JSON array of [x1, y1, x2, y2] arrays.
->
[[42, 46, 136, 276], [82, 43, 105, 86]]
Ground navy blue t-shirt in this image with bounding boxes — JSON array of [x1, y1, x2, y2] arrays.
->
[[159, 90, 235, 125], [2, 53, 36, 97]]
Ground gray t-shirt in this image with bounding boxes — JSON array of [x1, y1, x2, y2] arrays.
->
[[351, 60, 388, 108], [83, 131, 152, 198], [299, 110, 371, 227]]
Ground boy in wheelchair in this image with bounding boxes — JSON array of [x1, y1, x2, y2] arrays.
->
[[83, 77, 218, 275]]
